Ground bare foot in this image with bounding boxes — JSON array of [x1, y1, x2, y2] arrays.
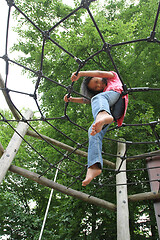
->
[[82, 164, 102, 186], [91, 111, 113, 136]]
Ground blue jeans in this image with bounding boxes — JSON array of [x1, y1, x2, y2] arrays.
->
[[88, 91, 120, 169]]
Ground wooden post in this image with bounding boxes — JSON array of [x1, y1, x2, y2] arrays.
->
[[116, 139, 130, 240], [0, 110, 33, 184], [146, 156, 160, 237]]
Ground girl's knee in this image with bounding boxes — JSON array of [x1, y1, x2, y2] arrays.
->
[[91, 95, 97, 104], [91, 93, 102, 102]]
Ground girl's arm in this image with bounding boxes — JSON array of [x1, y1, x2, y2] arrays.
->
[[64, 94, 90, 104], [71, 70, 114, 81]]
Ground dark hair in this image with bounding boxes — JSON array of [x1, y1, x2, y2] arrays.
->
[[80, 77, 108, 99]]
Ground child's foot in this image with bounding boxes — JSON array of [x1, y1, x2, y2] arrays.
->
[[82, 164, 102, 186], [91, 111, 113, 136]]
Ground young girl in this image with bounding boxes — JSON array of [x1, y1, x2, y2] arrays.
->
[[64, 70, 128, 186]]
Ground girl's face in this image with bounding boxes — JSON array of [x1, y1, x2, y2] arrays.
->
[[87, 77, 106, 92]]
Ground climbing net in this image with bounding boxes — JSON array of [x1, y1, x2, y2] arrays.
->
[[0, 0, 160, 198]]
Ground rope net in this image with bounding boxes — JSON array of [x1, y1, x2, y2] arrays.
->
[[0, 0, 160, 198]]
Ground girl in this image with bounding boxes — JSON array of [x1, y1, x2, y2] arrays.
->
[[64, 70, 128, 186]]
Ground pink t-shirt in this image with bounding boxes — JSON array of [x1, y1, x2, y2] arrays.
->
[[103, 71, 128, 126]]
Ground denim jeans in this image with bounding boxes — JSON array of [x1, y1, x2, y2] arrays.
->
[[88, 91, 120, 169]]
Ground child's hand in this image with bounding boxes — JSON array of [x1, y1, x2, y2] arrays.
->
[[71, 72, 80, 82], [64, 94, 72, 102]]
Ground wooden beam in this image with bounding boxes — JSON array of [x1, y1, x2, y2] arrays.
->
[[9, 165, 116, 211], [0, 110, 33, 183], [0, 74, 20, 120], [128, 191, 160, 202], [116, 139, 130, 240], [126, 150, 160, 162], [26, 130, 115, 169]]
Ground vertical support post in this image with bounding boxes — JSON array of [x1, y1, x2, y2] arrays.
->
[[116, 139, 130, 240], [146, 156, 160, 237], [0, 110, 33, 184]]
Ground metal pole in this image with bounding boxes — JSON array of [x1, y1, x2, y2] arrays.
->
[[38, 163, 61, 240]]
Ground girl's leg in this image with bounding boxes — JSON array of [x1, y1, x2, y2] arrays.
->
[[82, 124, 109, 186], [82, 91, 120, 186]]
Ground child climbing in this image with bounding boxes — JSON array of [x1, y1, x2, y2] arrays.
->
[[64, 70, 128, 186]]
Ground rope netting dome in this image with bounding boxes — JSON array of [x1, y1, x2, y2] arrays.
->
[[0, 0, 160, 202]]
